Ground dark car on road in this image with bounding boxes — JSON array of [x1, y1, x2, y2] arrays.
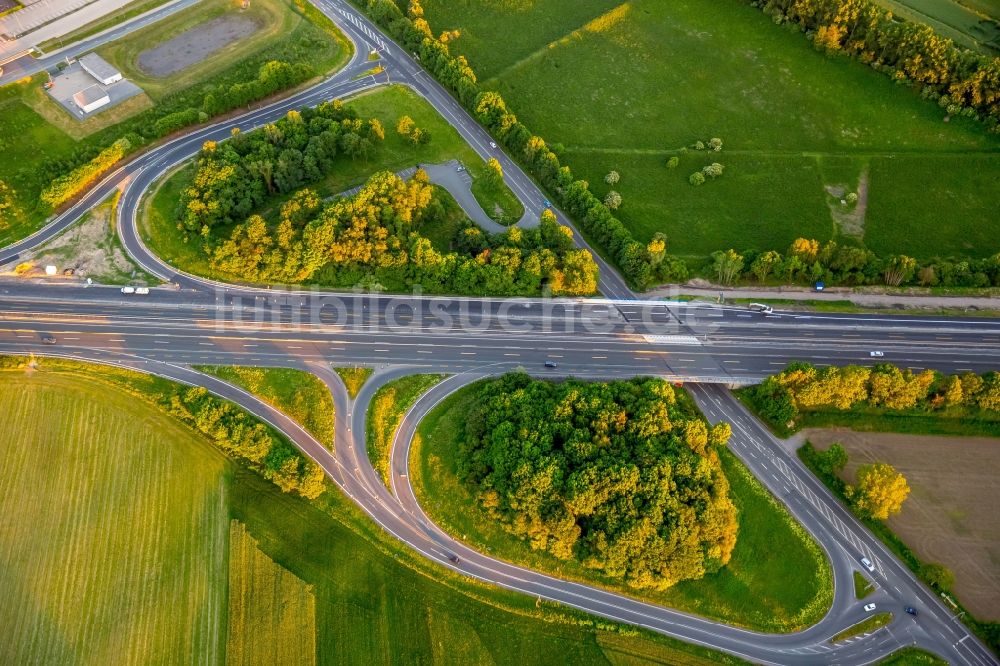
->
[[544, 361, 558, 368], [905, 606, 918, 616], [40, 334, 56, 345]]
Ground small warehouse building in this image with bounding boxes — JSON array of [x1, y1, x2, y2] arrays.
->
[[73, 84, 111, 114], [78, 53, 122, 86]]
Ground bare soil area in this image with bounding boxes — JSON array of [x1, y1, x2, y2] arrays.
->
[[137, 13, 260, 78], [3, 199, 154, 285], [806, 428, 1000, 620]]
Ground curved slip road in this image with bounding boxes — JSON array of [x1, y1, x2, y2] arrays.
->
[[0, 0, 998, 662]]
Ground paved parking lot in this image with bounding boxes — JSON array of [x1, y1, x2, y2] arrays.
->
[[46, 62, 143, 118]]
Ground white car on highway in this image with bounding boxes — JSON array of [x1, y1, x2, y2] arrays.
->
[[121, 286, 135, 294]]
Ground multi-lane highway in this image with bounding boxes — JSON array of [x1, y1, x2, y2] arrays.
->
[[1, 0, 998, 664]]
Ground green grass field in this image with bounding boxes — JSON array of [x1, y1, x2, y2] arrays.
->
[[0, 0, 349, 247], [854, 571, 876, 599], [142, 85, 523, 277], [0, 371, 230, 664], [413, 382, 833, 633], [420, 0, 1000, 261], [0, 359, 749, 665], [365, 374, 444, 487], [226, 520, 316, 666], [195, 365, 336, 448]]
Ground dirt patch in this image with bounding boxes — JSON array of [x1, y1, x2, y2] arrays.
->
[[824, 166, 869, 239], [806, 428, 1000, 620], [4, 200, 153, 285], [137, 13, 261, 78]]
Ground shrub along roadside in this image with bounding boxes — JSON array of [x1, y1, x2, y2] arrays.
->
[[194, 365, 335, 448], [798, 442, 1000, 655], [0, 355, 325, 499], [739, 362, 1000, 438]]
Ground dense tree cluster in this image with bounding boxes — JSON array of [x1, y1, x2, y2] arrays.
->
[[750, 0, 1000, 130], [712, 238, 1000, 288], [207, 172, 597, 295], [40, 137, 135, 208], [457, 374, 738, 590], [167, 386, 325, 499], [180, 102, 384, 232], [746, 362, 1000, 428]]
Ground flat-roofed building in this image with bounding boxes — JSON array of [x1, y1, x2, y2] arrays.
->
[[73, 84, 110, 113], [79, 52, 121, 86]]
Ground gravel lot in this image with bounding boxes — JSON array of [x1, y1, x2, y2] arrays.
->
[[137, 13, 260, 78]]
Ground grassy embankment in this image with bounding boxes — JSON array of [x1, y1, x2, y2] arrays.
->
[[878, 647, 950, 665], [365, 374, 444, 487], [141, 85, 524, 279], [421, 0, 1000, 263], [854, 570, 875, 599], [0, 0, 350, 247], [335, 366, 372, 399], [0, 357, 749, 665], [412, 380, 834, 633], [829, 612, 893, 643], [194, 365, 335, 448]]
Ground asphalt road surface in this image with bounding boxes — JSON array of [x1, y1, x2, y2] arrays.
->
[[0, 1, 997, 663]]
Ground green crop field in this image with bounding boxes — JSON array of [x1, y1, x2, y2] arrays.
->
[[0, 371, 230, 664], [0, 359, 747, 664], [413, 382, 833, 633], [226, 520, 316, 666], [420, 0, 1000, 262]]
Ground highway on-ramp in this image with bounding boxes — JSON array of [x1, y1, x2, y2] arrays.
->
[[0, 0, 998, 663]]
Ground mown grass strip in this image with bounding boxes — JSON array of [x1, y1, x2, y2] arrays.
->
[[365, 374, 445, 487], [830, 612, 892, 644]]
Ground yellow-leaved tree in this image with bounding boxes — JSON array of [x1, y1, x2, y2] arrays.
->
[[849, 462, 910, 520]]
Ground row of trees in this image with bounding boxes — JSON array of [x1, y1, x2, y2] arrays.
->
[[746, 362, 1000, 428], [457, 374, 737, 591], [361, 0, 1000, 292], [166, 386, 325, 499], [751, 0, 1000, 130], [709, 238, 1000, 288], [362, 0, 670, 288], [40, 136, 135, 208], [180, 102, 385, 232], [207, 171, 598, 296]]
